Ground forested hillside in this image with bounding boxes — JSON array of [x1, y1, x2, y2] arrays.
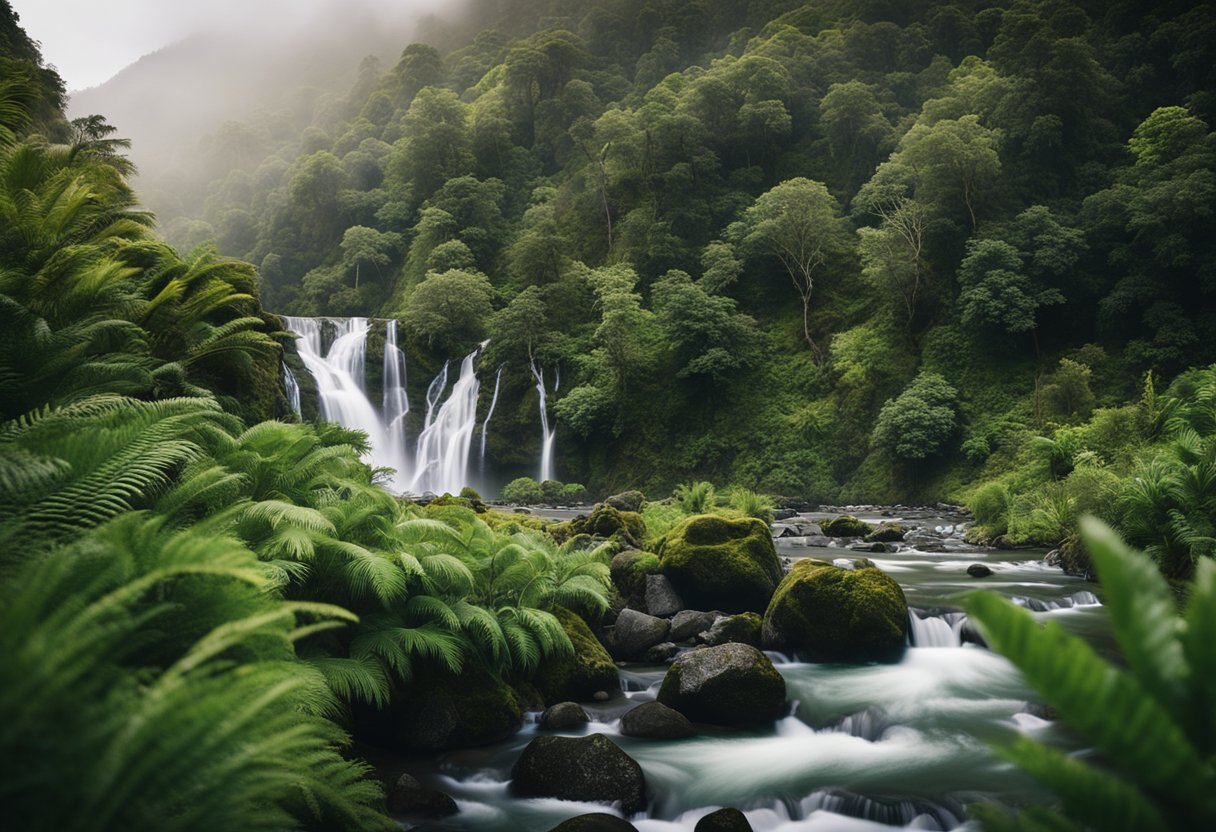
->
[[151, 0, 1215, 528]]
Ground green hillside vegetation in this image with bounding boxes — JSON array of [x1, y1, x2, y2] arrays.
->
[[154, 1, 1215, 540]]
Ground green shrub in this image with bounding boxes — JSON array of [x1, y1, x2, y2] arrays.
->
[[674, 480, 717, 514], [540, 479, 565, 504], [501, 476, 544, 505], [727, 486, 775, 522], [562, 482, 590, 504], [969, 482, 1010, 536]]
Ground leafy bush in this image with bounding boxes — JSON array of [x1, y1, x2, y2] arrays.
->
[[969, 519, 1216, 831], [727, 486, 775, 522], [674, 480, 717, 514], [540, 478, 565, 504], [969, 482, 1010, 536], [562, 482, 590, 504], [871, 373, 959, 462], [501, 476, 544, 505]]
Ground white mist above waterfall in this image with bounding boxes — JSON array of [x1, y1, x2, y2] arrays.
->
[[531, 360, 556, 483]]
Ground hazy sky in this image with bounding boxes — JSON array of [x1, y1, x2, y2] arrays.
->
[[11, 0, 444, 91]]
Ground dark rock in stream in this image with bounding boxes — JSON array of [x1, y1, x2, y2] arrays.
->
[[823, 515, 873, 538], [696, 612, 762, 648], [657, 643, 786, 727], [511, 734, 647, 813], [772, 508, 797, 521], [540, 701, 590, 730], [695, 807, 754, 832], [864, 523, 908, 543], [644, 574, 684, 617], [613, 608, 671, 660], [644, 641, 680, 662], [620, 701, 696, 739], [967, 563, 994, 578], [550, 814, 639, 832], [534, 607, 619, 703], [385, 773, 458, 817], [670, 609, 718, 642]]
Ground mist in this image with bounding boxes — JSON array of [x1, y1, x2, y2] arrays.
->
[[52, 0, 465, 222]]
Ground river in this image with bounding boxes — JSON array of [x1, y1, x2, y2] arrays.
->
[[368, 507, 1108, 831]]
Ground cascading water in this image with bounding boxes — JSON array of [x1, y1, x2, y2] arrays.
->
[[281, 316, 409, 488], [531, 360, 556, 483], [382, 320, 410, 491], [410, 342, 486, 495], [283, 363, 302, 418], [480, 365, 503, 472]]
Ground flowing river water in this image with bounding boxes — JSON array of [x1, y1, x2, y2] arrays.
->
[[369, 508, 1110, 831]]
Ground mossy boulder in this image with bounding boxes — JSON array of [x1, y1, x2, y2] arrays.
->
[[656, 515, 783, 614], [369, 663, 521, 750], [697, 612, 762, 648], [761, 560, 908, 662], [610, 549, 661, 599], [511, 734, 646, 813], [534, 607, 619, 703], [656, 643, 786, 727], [619, 701, 695, 740], [540, 701, 590, 730], [864, 523, 907, 543], [561, 504, 646, 548], [823, 515, 873, 538], [605, 490, 647, 512]]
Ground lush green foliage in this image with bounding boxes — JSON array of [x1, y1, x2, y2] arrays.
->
[[969, 518, 1216, 831]]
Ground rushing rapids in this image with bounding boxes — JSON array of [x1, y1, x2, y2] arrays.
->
[[387, 508, 1111, 832]]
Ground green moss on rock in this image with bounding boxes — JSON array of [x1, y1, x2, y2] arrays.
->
[[824, 516, 873, 537], [533, 607, 619, 703], [368, 663, 522, 750], [610, 549, 661, 599], [762, 561, 908, 662], [656, 515, 782, 614], [656, 642, 786, 727], [864, 523, 907, 542]]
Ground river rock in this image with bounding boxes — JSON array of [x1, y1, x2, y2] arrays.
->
[[610, 549, 660, 600], [645, 574, 684, 617], [967, 563, 994, 578], [696, 612, 762, 648], [534, 607, 619, 703], [669, 610, 718, 642], [605, 490, 646, 513], [540, 701, 590, 730], [772, 508, 797, 521], [823, 516, 873, 537], [511, 734, 646, 813], [550, 814, 639, 832], [695, 808, 753, 832], [571, 504, 646, 548], [762, 560, 908, 662], [864, 523, 907, 543], [657, 515, 783, 614], [771, 523, 799, 538], [657, 643, 786, 727], [385, 773, 458, 817], [613, 608, 671, 660], [620, 701, 696, 740], [644, 641, 680, 662], [371, 663, 521, 750], [796, 523, 825, 537]]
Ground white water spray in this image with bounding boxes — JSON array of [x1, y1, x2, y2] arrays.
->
[[282, 316, 409, 489], [531, 360, 556, 483], [410, 342, 487, 494], [382, 319, 410, 490], [480, 365, 503, 472], [283, 363, 302, 418]]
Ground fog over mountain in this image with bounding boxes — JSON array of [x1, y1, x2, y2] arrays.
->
[[58, 0, 459, 218]]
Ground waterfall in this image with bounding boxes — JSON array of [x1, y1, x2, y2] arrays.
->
[[283, 363, 302, 418], [531, 360, 556, 483], [281, 316, 408, 489], [410, 342, 486, 495], [480, 365, 503, 472], [382, 320, 410, 490]]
